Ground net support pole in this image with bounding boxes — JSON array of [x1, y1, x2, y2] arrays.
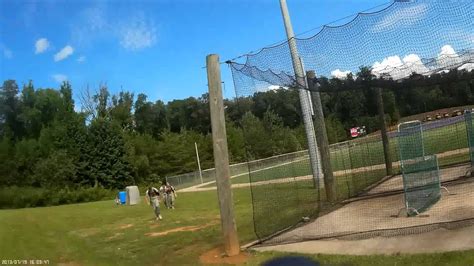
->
[[206, 54, 240, 256], [195, 142, 204, 184], [375, 87, 393, 176], [279, 0, 321, 190], [307, 71, 336, 202]]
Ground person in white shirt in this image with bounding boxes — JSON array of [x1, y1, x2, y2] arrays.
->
[[159, 184, 167, 207], [145, 186, 162, 221], [164, 182, 177, 209]]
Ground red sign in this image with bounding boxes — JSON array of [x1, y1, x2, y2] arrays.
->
[[350, 127, 359, 138]]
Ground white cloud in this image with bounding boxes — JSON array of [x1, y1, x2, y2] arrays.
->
[[438, 45, 457, 57], [254, 85, 288, 93], [3, 48, 12, 59], [267, 85, 288, 91], [436, 44, 463, 69], [372, 55, 403, 77], [371, 45, 473, 79], [458, 63, 474, 72], [52, 74, 68, 83], [70, 6, 158, 52], [331, 69, 351, 79], [401, 54, 429, 74], [83, 7, 107, 31], [1, 43, 13, 59], [77, 56, 86, 63], [372, 3, 428, 33], [71, 6, 109, 48], [54, 45, 74, 61], [372, 53, 429, 79], [35, 38, 50, 54], [119, 14, 157, 51]]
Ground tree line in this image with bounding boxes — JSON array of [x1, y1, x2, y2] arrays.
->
[[1, 67, 473, 192]]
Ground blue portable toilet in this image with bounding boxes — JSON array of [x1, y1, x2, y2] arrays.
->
[[118, 191, 126, 205]]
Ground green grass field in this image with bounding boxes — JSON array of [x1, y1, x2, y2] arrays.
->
[[1, 188, 474, 265], [198, 119, 469, 189], [2, 118, 472, 265]]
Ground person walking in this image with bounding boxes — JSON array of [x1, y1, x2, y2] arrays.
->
[[159, 183, 168, 208], [145, 186, 162, 221], [164, 182, 177, 209]]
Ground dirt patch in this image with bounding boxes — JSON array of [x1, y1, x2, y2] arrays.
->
[[145, 222, 217, 237], [107, 232, 123, 240], [118, 223, 134, 229], [70, 228, 99, 238], [200, 247, 249, 265]]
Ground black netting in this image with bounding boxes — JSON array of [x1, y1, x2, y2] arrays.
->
[[228, 0, 474, 244]]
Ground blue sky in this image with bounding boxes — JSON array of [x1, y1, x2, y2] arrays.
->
[[1, 0, 398, 103]]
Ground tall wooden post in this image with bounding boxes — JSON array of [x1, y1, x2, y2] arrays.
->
[[375, 87, 393, 176], [206, 54, 240, 256], [307, 71, 336, 202]]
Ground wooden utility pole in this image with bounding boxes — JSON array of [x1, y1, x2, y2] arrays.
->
[[307, 71, 336, 202], [375, 87, 393, 176], [206, 54, 240, 256]]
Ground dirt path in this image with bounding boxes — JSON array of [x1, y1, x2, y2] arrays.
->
[[178, 156, 309, 192], [145, 221, 218, 237], [179, 148, 469, 193], [255, 225, 474, 255]]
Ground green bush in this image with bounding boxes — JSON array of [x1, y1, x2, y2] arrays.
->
[[0, 186, 115, 209]]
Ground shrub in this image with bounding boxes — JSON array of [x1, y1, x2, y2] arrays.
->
[[0, 186, 115, 209]]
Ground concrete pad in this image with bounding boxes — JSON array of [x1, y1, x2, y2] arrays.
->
[[255, 225, 474, 255]]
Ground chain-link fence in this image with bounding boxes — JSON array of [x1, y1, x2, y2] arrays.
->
[[166, 150, 309, 190]]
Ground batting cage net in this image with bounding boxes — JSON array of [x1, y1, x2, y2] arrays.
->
[[228, 0, 474, 244]]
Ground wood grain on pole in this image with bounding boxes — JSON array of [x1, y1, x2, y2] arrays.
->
[[375, 87, 393, 176], [206, 54, 240, 256], [307, 71, 336, 202]]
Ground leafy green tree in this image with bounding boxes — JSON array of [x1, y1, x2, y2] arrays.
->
[[167, 94, 210, 134], [87, 118, 134, 188], [14, 139, 40, 186], [0, 80, 22, 139], [226, 122, 246, 163], [59, 81, 74, 114], [0, 137, 16, 186], [110, 91, 134, 130], [325, 115, 346, 144], [240, 112, 273, 159], [18, 81, 41, 138], [33, 150, 77, 188], [134, 94, 168, 137], [94, 85, 110, 119]]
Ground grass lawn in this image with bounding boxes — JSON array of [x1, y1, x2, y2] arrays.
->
[[197, 119, 469, 189], [1, 188, 474, 265], [2, 118, 470, 265]]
